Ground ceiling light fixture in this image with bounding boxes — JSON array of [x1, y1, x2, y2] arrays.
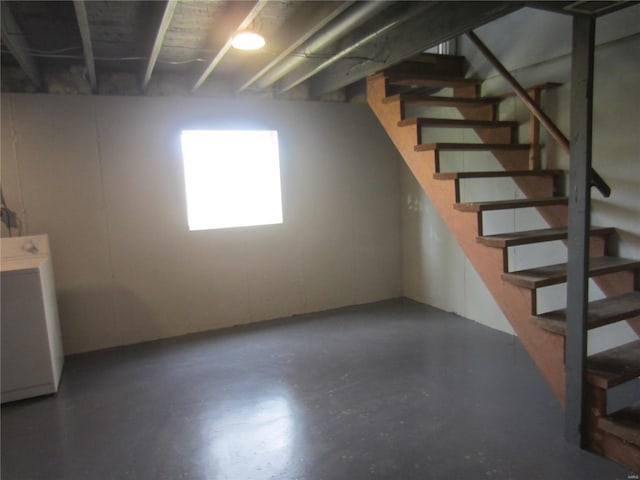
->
[[231, 31, 265, 51]]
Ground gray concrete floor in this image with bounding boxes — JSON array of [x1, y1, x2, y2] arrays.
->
[[1, 298, 633, 479]]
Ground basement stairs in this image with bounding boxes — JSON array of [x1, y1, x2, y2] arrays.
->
[[366, 53, 640, 472]]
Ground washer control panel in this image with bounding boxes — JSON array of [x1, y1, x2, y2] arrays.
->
[[1, 235, 50, 260]]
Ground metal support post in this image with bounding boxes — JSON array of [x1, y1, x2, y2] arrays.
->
[[564, 14, 596, 446]]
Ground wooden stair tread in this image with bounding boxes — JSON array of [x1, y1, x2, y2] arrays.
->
[[399, 117, 518, 129], [416, 142, 529, 152], [399, 52, 468, 64], [478, 226, 615, 248], [383, 72, 482, 88], [502, 256, 640, 289], [454, 197, 568, 213], [587, 340, 640, 389], [598, 403, 640, 445], [383, 94, 501, 107], [435, 170, 561, 180], [381, 55, 466, 78], [532, 291, 640, 335]]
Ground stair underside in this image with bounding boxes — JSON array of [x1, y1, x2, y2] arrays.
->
[[435, 170, 561, 180], [399, 117, 518, 129], [455, 197, 568, 212], [502, 256, 640, 289], [599, 403, 640, 445], [586, 339, 640, 389], [478, 226, 615, 248], [532, 291, 640, 335], [416, 142, 530, 152], [383, 94, 501, 107]]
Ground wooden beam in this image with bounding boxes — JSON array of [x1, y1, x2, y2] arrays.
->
[[191, 0, 269, 93], [0, 2, 41, 89], [528, 87, 542, 170], [143, 0, 178, 90], [73, 0, 96, 92], [564, 13, 596, 447]]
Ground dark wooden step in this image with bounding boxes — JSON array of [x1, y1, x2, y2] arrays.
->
[[454, 197, 568, 213], [383, 94, 501, 108], [586, 339, 640, 389], [399, 117, 518, 130], [502, 256, 640, 289], [532, 291, 640, 335], [416, 142, 530, 152], [435, 170, 561, 180], [384, 73, 481, 89], [598, 403, 640, 445], [478, 226, 615, 248], [382, 53, 467, 78]]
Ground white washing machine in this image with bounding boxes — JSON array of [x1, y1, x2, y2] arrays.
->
[[1, 234, 64, 403]]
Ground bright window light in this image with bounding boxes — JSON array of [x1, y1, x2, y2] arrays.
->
[[180, 130, 283, 231]]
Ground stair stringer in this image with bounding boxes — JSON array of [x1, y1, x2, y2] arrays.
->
[[367, 74, 567, 403]]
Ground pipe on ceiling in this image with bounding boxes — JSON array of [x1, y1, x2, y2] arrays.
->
[[237, 1, 355, 93], [276, 2, 436, 95], [255, 0, 390, 90]]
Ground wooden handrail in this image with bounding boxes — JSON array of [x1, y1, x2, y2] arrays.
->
[[466, 30, 611, 198]]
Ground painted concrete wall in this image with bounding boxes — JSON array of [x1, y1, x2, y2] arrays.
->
[[401, 6, 640, 352], [1, 95, 402, 354]]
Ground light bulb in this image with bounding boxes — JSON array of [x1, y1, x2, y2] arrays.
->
[[231, 32, 265, 51]]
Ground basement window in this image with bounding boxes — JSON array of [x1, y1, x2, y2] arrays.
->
[[180, 130, 283, 231]]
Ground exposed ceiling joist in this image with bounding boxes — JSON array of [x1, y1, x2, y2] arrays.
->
[[525, 1, 634, 17], [143, 0, 178, 90], [2, 0, 563, 99], [565, 0, 632, 16], [309, 1, 524, 97], [1, 2, 41, 89], [255, 1, 390, 91], [237, 1, 355, 93], [277, 2, 435, 95], [524, 1, 577, 15], [73, 0, 96, 92], [278, 21, 397, 95], [191, 0, 269, 93]]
